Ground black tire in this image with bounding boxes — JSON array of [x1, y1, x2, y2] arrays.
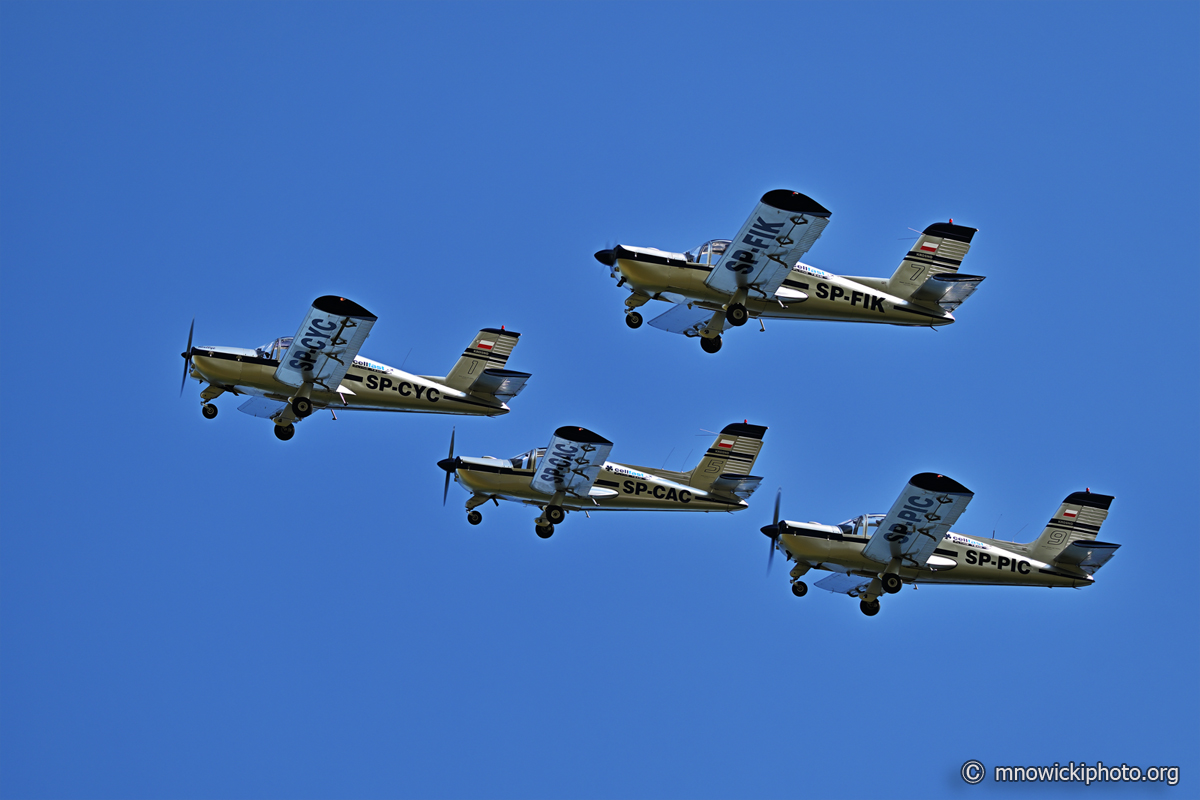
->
[[791, 581, 808, 598], [201, 404, 218, 420], [535, 523, 554, 539], [881, 573, 902, 594], [860, 599, 881, 617], [725, 303, 748, 327], [274, 423, 295, 441], [699, 335, 722, 354], [625, 311, 643, 329], [467, 510, 483, 526], [291, 397, 313, 418], [545, 505, 566, 524]]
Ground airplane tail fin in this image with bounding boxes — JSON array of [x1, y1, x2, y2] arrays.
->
[[1027, 491, 1116, 565], [887, 222, 983, 311], [442, 328, 530, 401], [687, 423, 767, 493]]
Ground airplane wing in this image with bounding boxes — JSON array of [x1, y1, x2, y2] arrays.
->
[[237, 397, 288, 420], [704, 190, 832, 298], [647, 303, 713, 337], [530, 426, 614, 499], [861, 473, 974, 567], [275, 296, 378, 391], [814, 573, 873, 596]]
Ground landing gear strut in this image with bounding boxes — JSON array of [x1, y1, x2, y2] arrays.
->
[[467, 510, 483, 526], [625, 311, 643, 329], [274, 423, 295, 441], [699, 335, 722, 354], [201, 404, 218, 420]]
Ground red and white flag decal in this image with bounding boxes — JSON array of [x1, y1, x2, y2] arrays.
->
[[477, 340, 495, 351], [717, 439, 735, 449], [920, 241, 939, 253], [1062, 509, 1078, 518]]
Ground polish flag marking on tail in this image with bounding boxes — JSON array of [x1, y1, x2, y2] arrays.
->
[[1063, 509, 1078, 518], [477, 340, 495, 351], [920, 241, 940, 253], [718, 439, 735, 449]]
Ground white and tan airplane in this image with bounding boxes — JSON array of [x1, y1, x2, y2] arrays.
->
[[594, 190, 984, 353], [181, 296, 530, 440], [760, 473, 1119, 616], [438, 422, 768, 538]]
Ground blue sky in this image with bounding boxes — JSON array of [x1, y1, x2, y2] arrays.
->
[[2, 2, 1197, 798]]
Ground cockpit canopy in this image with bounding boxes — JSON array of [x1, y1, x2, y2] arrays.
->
[[508, 447, 546, 470], [256, 337, 292, 360], [836, 514, 886, 537], [684, 239, 730, 265]]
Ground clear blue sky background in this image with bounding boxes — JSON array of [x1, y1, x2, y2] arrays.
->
[[2, 3, 1197, 798]]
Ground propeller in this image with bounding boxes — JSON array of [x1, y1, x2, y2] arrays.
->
[[438, 427, 457, 505], [179, 318, 194, 396], [761, 488, 784, 574], [594, 248, 618, 268]]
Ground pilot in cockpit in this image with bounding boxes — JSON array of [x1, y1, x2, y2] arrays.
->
[[683, 239, 731, 265], [256, 336, 293, 361]]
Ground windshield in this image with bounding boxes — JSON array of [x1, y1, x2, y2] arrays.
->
[[837, 514, 886, 537], [508, 448, 545, 470], [684, 239, 731, 265], [256, 337, 292, 360]]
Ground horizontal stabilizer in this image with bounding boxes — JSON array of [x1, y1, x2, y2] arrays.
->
[[814, 573, 872, 596], [648, 303, 713, 337], [910, 273, 986, 312], [237, 397, 288, 420], [1054, 540, 1120, 575], [471, 368, 531, 402], [709, 473, 763, 500]]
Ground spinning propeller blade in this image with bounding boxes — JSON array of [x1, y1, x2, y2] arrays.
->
[[179, 318, 194, 396], [441, 427, 456, 506], [767, 488, 782, 574]]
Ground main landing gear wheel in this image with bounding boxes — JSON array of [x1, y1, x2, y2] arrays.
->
[[881, 573, 902, 594], [291, 397, 313, 418], [725, 303, 748, 326], [545, 505, 566, 525], [274, 423, 296, 441], [699, 335, 722, 354], [625, 311, 643, 329], [467, 510, 483, 526], [201, 404, 218, 420], [860, 599, 881, 617], [535, 523, 555, 539], [791, 581, 808, 598]]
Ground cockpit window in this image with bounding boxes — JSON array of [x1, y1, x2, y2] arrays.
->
[[256, 337, 292, 360], [508, 448, 546, 470], [837, 514, 886, 536], [685, 239, 732, 265]]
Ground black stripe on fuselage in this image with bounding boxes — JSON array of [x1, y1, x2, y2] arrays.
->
[[892, 305, 947, 320], [193, 349, 279, 367], [933, 548, 959, 557]]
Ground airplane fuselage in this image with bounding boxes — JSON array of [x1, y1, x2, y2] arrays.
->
[[454, 457, 746, 513], [780, 523, 1093, 589], [190, 348, 509, 416], [614, 252, 954, 327]]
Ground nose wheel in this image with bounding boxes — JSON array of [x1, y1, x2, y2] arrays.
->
[[790, 581, 808, 597], [699, 335, 722, 354], [859, 599, 881, 617], [535, 523, 554, 539], [625, 311, 643, 329], [201, 404, 218, 420], [467, 510, 483, 525], [274, 423, 296, 441]]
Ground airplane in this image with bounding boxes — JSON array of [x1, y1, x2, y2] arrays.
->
[[758, 474, 1118, 616], [438, 422, 768, 538], [593, 190, 984, 353], [180, 295, 531, 440]]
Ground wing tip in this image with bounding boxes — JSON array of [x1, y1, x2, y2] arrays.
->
[[761, 189, 831, 217]]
